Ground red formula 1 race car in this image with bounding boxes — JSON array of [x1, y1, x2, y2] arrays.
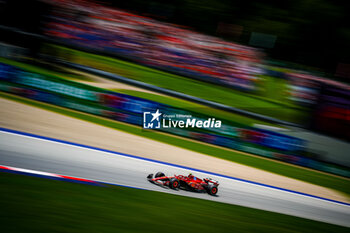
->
[[147, 172, 219, 195]]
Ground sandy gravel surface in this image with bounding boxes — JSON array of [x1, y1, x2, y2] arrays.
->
[[0, 97, 348, 203], [64, 68, 163, 94]]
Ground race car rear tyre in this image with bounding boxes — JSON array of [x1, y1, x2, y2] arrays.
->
[[169, 178, 180, 189], [207, 185, 218, 195], [155, 172, 165, 178]]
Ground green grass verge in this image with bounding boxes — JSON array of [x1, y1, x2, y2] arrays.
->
[[0, 57, 84, 82], [1, 172, 348, 233], [44, 44, 308, 123], [1, 91, 349, 197]]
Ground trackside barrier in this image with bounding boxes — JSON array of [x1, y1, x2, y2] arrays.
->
[[0, 61, 349, 177]]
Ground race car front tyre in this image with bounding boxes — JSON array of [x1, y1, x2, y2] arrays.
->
[[169, 178, 180, 189], [207, 185, 218, 195]]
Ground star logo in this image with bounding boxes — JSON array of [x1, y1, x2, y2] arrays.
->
[[143, 109, 162, 129], [150, 109, 162, 122]]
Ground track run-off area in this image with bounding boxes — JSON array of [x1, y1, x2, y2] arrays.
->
[[0, 129, 349, 227]]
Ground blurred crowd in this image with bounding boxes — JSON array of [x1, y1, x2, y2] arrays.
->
[[287, 72, 350, 105], [2, 0, 349, 111], [44, 0, 264, 91]]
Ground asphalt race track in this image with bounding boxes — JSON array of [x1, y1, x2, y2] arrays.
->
[[0, 130, 349, 227]]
